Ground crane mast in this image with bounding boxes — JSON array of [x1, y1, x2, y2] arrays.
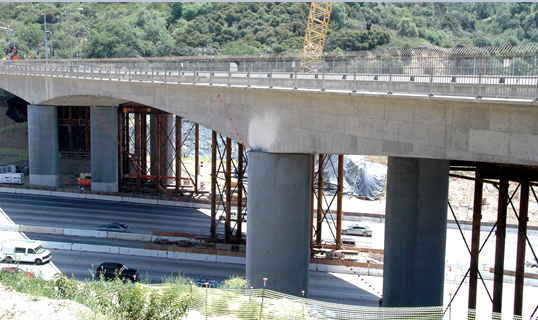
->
[[300, 2, 333, 72]]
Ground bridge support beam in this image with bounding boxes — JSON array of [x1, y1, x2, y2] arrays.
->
[[383, 156, 449, 307], [91, 106, 118, 192], [28, 105, 59, 187], [246, 151, 312, 296]]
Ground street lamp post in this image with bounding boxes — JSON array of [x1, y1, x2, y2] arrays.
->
[[46, 30, 53, 57], [68, 7, 84, 59], [41, 13, 47, 60], [154, 41, 161, 63]]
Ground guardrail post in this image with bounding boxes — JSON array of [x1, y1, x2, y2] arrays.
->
[[178, 65, 181, 83], [429, 72, 434, 97], [109, 66, 112, 81], [247, 68, 251, 87], [151, 67, 154, 82], [388, 69, 392, 95], [128, 67, 131, 81], [321, 70, 325, 91], [477, 72, 482, 99], [294, 70, 298, 89], [139, 67, 142, 82], [209, 65, 213, 86], [269, 70, 273, 88], [534, 77, 538, 102], [353, 70, 357, 92], [228, 70, 231, 86], [164, 67, 167, 83]]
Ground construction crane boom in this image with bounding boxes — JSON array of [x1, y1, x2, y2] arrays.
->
[[300, 2, 333, 73]]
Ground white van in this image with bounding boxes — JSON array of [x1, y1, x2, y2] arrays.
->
[[0, 239, 51, 265]]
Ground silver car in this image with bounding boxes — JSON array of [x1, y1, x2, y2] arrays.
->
[[342, 224, 372, 237]]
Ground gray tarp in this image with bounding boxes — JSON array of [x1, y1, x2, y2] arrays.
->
[[316, 155, 387, 200]]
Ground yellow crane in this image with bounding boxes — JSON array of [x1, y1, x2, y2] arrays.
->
[[300, 2, 333, 72]]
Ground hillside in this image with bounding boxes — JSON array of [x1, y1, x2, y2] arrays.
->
[[0, 2, 537, 59]]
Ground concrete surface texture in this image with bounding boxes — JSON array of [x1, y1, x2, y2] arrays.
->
[[246, 151, 312, 296], [2, 74, 538, 165], [27, 105, 59, 187], [90, 106, 119, 192], [383, 157, 450, 307]]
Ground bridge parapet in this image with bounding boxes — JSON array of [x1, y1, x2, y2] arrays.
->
[[1, 47, 538, 102]]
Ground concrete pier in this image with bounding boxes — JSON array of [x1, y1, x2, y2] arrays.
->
[[383, 156, 450, 307], [27, 105, 59, 187], [90, 106, 119, 192], [246, 151, 312, 296]]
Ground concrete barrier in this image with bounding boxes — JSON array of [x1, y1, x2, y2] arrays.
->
[[19, 189, 51, 196], [39, 241, 72, 250], [121, 197, 158, 205], [64, 228, 107, 238], [22, 225, 63, 235], [86, 194, 122, 202], [156, 199, 194, 208], [72, 243, 120, 254], [169, 251, 187, 260], [0, 187, 16, 193], [119, 247, 168, 258], [0, 224, 19, 231], [50, 192, 86, 199], [216, 255, 245, 264], [108, 232, 152, 242], [185, 252, 217, 263]]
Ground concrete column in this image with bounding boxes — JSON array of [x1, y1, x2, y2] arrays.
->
[[246, 151, 312, 296], [27, 105, 59, 187], [91, 106, 118, 192], [383, 157, 450, 307]]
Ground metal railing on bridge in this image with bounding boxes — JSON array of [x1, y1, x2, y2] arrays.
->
[[1, 45, 538, 102]]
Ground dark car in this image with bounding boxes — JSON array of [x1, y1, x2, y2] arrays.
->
[[96, 223, 130, 233], [194, 278, 221, 288], [95, 262, 139, 282]]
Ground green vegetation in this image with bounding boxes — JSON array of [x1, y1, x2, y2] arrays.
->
[[0, 2, 537, 59], [0, 268, 195, 320]]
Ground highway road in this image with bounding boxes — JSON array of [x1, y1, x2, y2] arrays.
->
[[2, 191, 538, 311], [0, 192, 380, 306]]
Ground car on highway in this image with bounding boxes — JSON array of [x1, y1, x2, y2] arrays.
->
[[96, 223, 130, 233], [194, 278, 221, 288], [341, 224, 372, 237], [95, 262, 139, 282], [526, 258, 538, 268]]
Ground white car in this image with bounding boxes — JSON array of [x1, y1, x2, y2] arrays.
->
[[342, 224, 372, 237]]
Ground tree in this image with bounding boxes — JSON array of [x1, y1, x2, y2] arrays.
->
[[397, 18, 418, 37]]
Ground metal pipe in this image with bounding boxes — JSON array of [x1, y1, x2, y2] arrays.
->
[[336, 154, 343, 249], [195, 123, 200, 193], [468, 178, 483, 314], [225, 137, 232, 243], [236, 144, 243, 242], [316, 154, 324, 245], [210, 131, 217, 241], [514, 182, 529, 316], [135, 113, 141, 191], [310, 155, 315, 250], [175, 116, 182, 193], [492, 178, 509, 314]]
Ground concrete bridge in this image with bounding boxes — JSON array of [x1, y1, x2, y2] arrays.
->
[[1, 56, 538, 312]]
